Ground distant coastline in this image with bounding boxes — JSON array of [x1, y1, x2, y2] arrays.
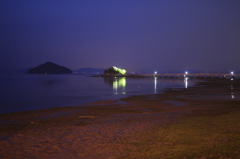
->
[[93, 73, 239, 79]]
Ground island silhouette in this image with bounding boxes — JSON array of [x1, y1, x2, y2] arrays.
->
[[27, 62, 72, 74]]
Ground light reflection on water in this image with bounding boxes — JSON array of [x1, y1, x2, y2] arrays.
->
[[0, 74, 202, 114], [184, 77, 188, 89], [104, 77, 126, 95], [105, 76, 194, 95], [113, 77, 126, 94], [231, 85, 234, 99], [154, 77, 157, 94]]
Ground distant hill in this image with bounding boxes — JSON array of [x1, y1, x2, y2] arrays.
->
[[72, 68, 105, 75], [27, 62, 72, 74]]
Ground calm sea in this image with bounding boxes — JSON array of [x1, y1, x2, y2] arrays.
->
[[0, 74, 196, 114]]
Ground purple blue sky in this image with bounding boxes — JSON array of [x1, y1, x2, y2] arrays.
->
[[0, 0, 240, 73]]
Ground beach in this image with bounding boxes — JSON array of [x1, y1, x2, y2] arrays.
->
[[0, 79, 240, 159]]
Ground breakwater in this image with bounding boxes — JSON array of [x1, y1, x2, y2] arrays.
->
[[98, 73, 239, 79], [142, 73, 238, 79]]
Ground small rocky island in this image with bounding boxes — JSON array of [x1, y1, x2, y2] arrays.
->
[[27, 62, 72, 74]]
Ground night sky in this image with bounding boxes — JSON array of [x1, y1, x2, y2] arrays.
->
[[1, 1, 240, 73]]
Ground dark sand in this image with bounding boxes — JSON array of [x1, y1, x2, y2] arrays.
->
[[0, 79, 240, 159]]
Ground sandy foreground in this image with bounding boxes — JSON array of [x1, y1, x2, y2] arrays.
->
[[0, 79, 240, 159]]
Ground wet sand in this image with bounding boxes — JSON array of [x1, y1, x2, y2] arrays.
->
[[0, 79, 240, 159]]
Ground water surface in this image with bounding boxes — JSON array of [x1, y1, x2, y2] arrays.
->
[[0, 74, 196, 114]]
